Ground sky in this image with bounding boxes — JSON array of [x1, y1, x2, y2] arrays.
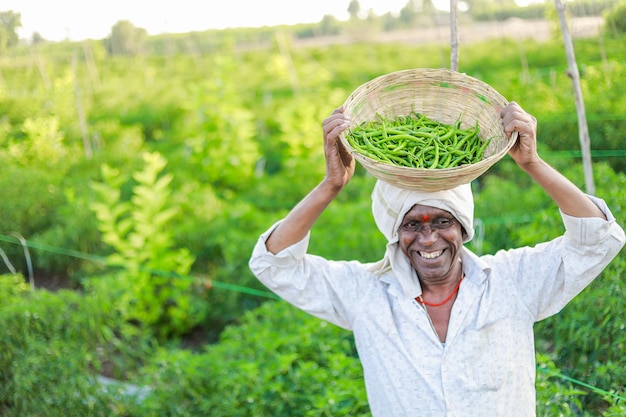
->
[[4, 0, 542, 42], [2, 0, 431, 42]]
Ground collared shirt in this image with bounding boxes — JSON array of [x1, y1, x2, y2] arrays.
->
[[249, 197, 625, 417]]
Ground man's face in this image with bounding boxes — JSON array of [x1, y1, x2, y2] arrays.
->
[[397, 204, 465, 281]]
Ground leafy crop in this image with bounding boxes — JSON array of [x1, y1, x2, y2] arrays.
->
[[137, 300, 369, 416], [0, 17, 624, 416], [88, 152, 208, 339]]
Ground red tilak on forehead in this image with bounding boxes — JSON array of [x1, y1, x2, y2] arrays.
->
[[422, 214, 430, 222]]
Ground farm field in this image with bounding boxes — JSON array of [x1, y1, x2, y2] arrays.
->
[[0, 4, 625, 416]]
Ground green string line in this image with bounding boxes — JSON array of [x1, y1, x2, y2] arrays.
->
[[538, 367, 626, 403], [0, 235, 109, 264], [209, 280, 279, 299], [1, 234, 624, 399], [496, 150, 626, 160], [0, 234, 279, 300], [545, 150, 626, 158]]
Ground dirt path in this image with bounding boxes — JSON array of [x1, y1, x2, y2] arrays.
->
[[295, 17, 604, 48]]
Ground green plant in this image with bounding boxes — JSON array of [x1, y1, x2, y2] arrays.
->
[[0, 278, 139, 416], [0, 273, 28, 300], [137, 300, 369, 416], [89, 151, 207, 339], [5, 339, 120, 417], [602, 399, 626, 417], [0, 164, 65, 267], [530, 165, 626, 413], [171, 56, 261, 191], [536, 353, 585, 417]]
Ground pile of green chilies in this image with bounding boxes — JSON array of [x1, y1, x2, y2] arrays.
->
[[345, 112, 490, 169]]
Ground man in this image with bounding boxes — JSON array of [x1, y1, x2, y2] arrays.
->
[[248, 101, 625, 416]]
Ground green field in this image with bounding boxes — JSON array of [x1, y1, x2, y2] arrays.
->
[[1, 5, 625, 415]]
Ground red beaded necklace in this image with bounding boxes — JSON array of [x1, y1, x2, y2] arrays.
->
[[416, 274, 464, 307]]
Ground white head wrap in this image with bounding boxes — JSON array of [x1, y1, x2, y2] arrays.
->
[[369, 180, 474, 297]]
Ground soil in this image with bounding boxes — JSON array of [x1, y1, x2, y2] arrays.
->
[[293, 17, 604, 48], [31, 269, 79, 291]]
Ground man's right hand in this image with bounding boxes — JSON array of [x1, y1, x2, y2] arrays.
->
[[322, 106, 355, 191]]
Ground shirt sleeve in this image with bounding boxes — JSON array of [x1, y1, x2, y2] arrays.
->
[[491, 195, 625, 321], [248, 221, 375, 330]]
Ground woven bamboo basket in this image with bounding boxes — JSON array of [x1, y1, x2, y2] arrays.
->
[[339, 68, 517, 192]]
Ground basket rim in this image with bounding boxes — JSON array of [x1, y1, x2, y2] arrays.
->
[[338, 67, 517, 181]]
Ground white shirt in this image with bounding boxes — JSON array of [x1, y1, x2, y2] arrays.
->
[[249, 197, 625, 417]]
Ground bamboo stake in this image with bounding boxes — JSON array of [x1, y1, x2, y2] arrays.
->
[[597, 30, 609, 77], [81, 41, 101, 91], [29, 45, 52, 91], [275, 31, 300, 96], [554, 0, 595, 195], [10, 233, 34, 291], [518, 41, 531, 84], [449, 0, 459, 71], [0, 247, 17, 274], [72, 53, 93, 159]]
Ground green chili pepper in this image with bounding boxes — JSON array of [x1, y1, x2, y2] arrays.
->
[[346, 112, 488, 169]]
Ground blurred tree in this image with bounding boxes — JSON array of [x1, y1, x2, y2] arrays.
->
[[31, 31, 45, 44], [604, 1, 626, 35], [412, 0, 438, 13], [399, 1, 424, 26], [320, 14, 341, 36], [104, 20, 147, 56], [348, 0, 361, 20], [394, 1, 442, 29], [0, 10, 21, 51], [467, 0, 517, 17], [466, 0, 492, 16]]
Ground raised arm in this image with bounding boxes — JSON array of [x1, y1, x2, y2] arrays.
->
[[265, 107, 355, 254], [501, 102, 606, 220]]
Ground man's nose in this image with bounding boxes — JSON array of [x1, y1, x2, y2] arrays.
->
[[417, 226, 439, 244]]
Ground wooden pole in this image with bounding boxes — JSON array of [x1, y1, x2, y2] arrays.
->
[[72, 53, 93, 159], [29, 45, 52, 91], [275, 31, 300, 96], [81, 41, 101, 91], [554, 0, 595, 195], [449, 0, 459, 71]]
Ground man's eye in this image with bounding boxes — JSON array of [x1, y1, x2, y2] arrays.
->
[[433, 218, 453, 228], [403, 221, 419, 230]]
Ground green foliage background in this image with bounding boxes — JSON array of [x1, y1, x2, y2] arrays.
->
[[0, 4, 625, 415]]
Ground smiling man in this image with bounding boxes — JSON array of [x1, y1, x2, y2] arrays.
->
[[248, 102, 625, 417]]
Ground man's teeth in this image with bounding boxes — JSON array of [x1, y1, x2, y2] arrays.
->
[[420, 250, 443, 259]]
